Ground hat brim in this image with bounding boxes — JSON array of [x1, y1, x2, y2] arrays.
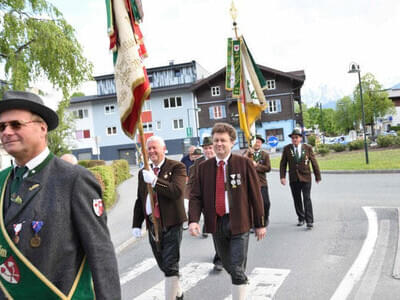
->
[[0, 99, 59, 131], [256, 137, 265, 143], [288, 133, 302, 138], [201, 142, 213, 147]]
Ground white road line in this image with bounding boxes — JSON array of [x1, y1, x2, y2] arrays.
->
[[330, 206, 378, 300], [120, 258, 157, 285], [224, 268, 290, 300], [354, 220, 390, 300], [393, 208, 400, 279], [133, 262, 214, 300]]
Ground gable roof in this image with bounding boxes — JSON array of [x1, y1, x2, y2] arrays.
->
[[191, 65, 305, 91]]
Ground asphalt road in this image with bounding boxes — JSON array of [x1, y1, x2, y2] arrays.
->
[[109, 167, 400, 300]]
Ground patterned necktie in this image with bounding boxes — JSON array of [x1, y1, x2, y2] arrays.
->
[[152, 167, 160, 219], [215, 161, 226, 216], [294, 147, 299, 161], [10, 166, 28, 197]]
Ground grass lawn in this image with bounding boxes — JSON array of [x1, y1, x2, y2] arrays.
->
[[270, 148, 400, 171]]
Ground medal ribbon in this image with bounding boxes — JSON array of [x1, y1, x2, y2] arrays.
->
[[13, 223, 22, 236], [31, 221, 43, 234]]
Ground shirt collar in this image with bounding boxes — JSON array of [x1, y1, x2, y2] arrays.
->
[[152, 158, 165, 169], [216, 153, 231, 165], [17, 147, 50, 171]]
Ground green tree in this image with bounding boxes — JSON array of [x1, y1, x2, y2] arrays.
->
[[0, 0, 93, 97], [335, 96, 356, 134], [353, 73, 394, 136]]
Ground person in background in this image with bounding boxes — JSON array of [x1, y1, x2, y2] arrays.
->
[[180, 145, 197, 176], [60, 153, 78, 165], [280, 129, 321, 229]]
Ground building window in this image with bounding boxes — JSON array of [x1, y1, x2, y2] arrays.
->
[[209, 105, 226, 119], [156, 121, 161, 130], [265, 99, 282, 114], [148, 74, 153, 83], [143, 122, 153, 132], [266, 128, 284, 141], [104, 104, 115, 114], [174, 69, 181, 77], [75, 129, 91, 139], [237, 131, 248, 149], [211, 86, 220, 96], [164, 96, 182, 109], [106, 126, 117, 136], [143, 100, 151, 111], [266, 80, 276, 90], [172, 119, 184, 130], [73, 109, 88, 119]]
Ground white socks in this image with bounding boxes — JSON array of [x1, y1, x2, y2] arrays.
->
[[165, 276, 181, 300], [232, 284, 246, 300]]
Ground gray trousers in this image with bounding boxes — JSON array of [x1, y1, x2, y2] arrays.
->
[[212, 214, 249, 285]]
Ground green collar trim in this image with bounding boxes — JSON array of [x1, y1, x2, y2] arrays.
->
[[27, 153, 54, 177]]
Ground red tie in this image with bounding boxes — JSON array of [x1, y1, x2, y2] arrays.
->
[[215, 161, 226, 216], [152, 167, 160, 219]]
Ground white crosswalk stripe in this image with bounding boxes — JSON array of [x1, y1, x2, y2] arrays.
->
[[224, 268, 291, 300], [133, 262, 214, 300], [120, 258, 157, 285]]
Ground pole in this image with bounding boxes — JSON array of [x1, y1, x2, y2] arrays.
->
[[137, 117, 160, 243], [358, 71, 369, 164]]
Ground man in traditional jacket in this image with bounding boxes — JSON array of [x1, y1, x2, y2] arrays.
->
[[243, 134, 271, 226], [132, 136, 186, 300], [280, 129, 321, 229], [0, 91, 120, 299], [187, 137, 222, 271], [189, 123, 266, 300]]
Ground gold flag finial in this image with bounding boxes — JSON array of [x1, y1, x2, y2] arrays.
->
[[230, 1, 238, 23]]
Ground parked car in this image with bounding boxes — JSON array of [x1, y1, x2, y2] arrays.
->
[[381, 130, 398, 137]]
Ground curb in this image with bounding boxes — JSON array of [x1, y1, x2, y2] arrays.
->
[[271, 168, 400, 174], [393, 208, 400, 279]]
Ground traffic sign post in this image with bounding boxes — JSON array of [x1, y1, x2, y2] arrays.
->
[[267, 136, 279, 153]]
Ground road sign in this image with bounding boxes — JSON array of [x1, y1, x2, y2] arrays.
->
[[268, 136, 279, 147], [186, 127, 193, 138]]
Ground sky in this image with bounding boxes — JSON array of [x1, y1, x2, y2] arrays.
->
[[45, 0, 400, 108]]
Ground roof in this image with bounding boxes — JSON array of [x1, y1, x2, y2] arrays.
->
[[191, 65, 305, 91], [391, 83, 400, 90]]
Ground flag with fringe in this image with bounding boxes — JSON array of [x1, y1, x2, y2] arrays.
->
[[226, 36, 267, 144], [105, 0, 151, 139]]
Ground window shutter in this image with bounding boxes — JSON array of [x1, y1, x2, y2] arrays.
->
[[209, 106, 214, 119], [221, 105, 226, 118]]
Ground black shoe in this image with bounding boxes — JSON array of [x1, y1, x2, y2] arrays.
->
[[297, 221, 305, 226], [176, 292, 184, 300], [249, 228, 255, 233], [213, 264, 223, 272], [202, 233, 208, 238], [306, 223, 313, 229]]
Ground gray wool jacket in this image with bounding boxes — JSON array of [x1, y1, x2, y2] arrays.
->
[[0, 155, 121, 299]]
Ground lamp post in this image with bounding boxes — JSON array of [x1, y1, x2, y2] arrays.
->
[[348, 62, 369, 164], [317, 102, 325, 144], [186, 107, 201, 139]]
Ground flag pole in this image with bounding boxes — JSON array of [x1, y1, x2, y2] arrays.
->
[[137, 117, 160, 244]]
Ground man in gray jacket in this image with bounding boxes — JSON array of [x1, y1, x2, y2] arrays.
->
[[0, 91, 120, 299]]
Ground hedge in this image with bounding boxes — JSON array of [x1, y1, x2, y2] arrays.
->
[[307, 135, 316, 147], [330, 143, 346, 152], [111, 159, 131, 185], [316, 144, 330, 156], [348, 139, 365, 151], [89, 165, 116, 209], [79, 160, 106, 168], [376, 135, 395, 147]]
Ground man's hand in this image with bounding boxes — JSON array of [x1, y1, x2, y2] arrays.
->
[[280, 178, 286, 186], [132, 227, 142, 238], [143, 169, 157, 186], [255, 227, 266, 241], [252, 161, 257, 167], [188, 223, 201, 237], [316, 179, 321, 184]]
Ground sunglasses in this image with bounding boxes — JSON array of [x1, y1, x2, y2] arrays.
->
[[0, 120, 42, 132]]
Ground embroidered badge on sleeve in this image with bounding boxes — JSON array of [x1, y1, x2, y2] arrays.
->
[[93, 199, 104, 217]]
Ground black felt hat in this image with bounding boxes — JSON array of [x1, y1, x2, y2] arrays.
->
[[255, 134, 265, 143], [0, 91, 59, 131], [201, 136, 213, 147], [288, 128, 302, 137]]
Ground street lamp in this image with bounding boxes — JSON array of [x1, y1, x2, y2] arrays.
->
[[317, 102, 325, 144], [348, 62, 369, 164], [187, 107, 201, 138]]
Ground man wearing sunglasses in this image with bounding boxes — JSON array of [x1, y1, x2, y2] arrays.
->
[[0, 91, 120, 299]]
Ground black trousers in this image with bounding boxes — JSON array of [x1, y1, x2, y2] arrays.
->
[[261, 185, 271, 225], [289, 181, 313, 224], [148, 221, 182, 277], [212, 214, 249, 285]]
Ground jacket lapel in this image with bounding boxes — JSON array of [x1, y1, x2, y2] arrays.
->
[[4, 177, 42, 226]]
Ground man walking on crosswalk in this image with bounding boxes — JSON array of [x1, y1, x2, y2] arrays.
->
[[132, 136, 187, 300], [189, 122, 266, 300]]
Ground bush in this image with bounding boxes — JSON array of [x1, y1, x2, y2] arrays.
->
[[111, 159, 131, 185], [89, 165, 116, 209], [376, 135, 395, 147], [348, 139, 364, 151], [78, 160, 105, 168], [317, 144, 330, 156], [307, 135, 316, 147], [394, 136, 400, 146], [330, 143, 346, 152]]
